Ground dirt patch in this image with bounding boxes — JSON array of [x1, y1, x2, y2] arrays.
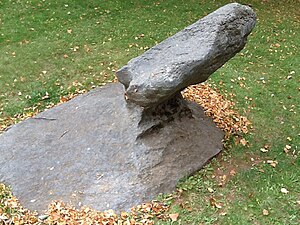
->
[[212, 152, 263, 187]]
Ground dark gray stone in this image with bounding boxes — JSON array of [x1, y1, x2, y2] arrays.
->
[[0, 83, 224, 212], [116, 3, 256, 107]]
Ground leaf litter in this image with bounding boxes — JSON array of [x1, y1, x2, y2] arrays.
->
[[0, 81, 252, 224], [182, 83, 252, 140]]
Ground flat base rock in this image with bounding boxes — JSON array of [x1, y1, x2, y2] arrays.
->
[[0, 83, 224, 212]]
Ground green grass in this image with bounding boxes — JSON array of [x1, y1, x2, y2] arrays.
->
[[1, 0, 299, 224]]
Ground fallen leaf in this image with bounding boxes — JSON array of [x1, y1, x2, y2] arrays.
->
[[73, 46, 79, 52], [260, 148, 268, 153], [210, 197, 222, 209], [42, 92, 50, 100], [284, 145, 292, 153], [50, 212, 60, 220], [274, 43, 280, 48], [280, 188, 289, 194], [60, 96, 68, 103], [207, 187, 214, 193], [229, 169, 236, 176], [120, 212, 128, 219], [262, 209, 269, 216], [219, 211, 227, 216], [169, 213, 179, 221], [240, 138, 248, 146], [215, 202, 223, 209], [266, 160, 278, 168], [220, 174, 227, 182]]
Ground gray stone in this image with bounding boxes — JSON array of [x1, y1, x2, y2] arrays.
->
[[116, 3, 256, 107], [0, 83, 224, 212]]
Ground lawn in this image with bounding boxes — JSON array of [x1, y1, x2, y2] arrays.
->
[[0, 0, 299, 224]]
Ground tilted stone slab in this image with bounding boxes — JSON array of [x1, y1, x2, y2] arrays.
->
[[116, 3, 256, 107], [0, 83, 223, 212]]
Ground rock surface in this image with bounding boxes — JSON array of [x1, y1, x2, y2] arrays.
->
[[0, 83, 224, 212], [116, 3, 256, 107]]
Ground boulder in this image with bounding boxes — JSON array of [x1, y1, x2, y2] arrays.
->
[[116, 3, 256, 107], [0, 83, 224, 212]]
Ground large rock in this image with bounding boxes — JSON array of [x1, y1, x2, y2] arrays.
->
[[0, 83, 224, 212], [116, 3, 256, 107]]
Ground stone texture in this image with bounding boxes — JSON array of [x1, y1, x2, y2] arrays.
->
[[116, 3, 256, 107], [0, 83, 224, 212]]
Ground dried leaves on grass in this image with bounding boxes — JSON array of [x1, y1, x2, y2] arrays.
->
[[0, 82, 252, 224], [44, 200, 169, 225], [183, 83, 251, 140], [0, 187, 169, 225], [0, 184, 39, 224]]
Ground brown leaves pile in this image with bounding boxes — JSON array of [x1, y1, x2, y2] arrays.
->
[[0, 184, 39, 224], [0, 186, 170, 225], [182, 83, 251, 140], [45, 200, 169, 225]]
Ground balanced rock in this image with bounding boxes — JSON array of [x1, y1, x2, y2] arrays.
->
[[116, 3, 256, 107], [0, 3, 256, 213]]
